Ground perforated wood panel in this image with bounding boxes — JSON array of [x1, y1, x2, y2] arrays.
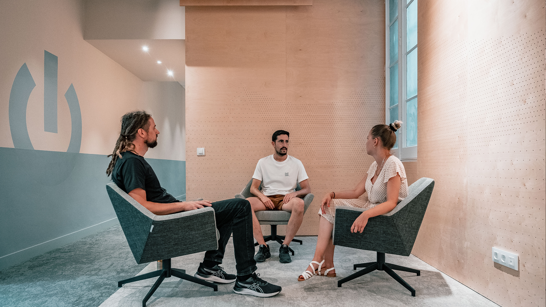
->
[[414, 1, 545, 306], [402, 162, 418, 185], [185, 0, 385, 235], [180, 0, 312, 5]]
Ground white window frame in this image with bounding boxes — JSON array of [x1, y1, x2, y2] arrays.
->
[[386, 0, 418, 161]]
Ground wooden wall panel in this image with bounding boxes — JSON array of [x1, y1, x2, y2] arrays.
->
[[185, 0, 384, 235], [414, 1, 545, 306], [403, 162, 418, 185], [181, 0, 312, 6]]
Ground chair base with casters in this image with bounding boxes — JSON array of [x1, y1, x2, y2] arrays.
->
[[254, 224, 301, 255], [337, 252, 420, 296], [118, 259, 217, 307]]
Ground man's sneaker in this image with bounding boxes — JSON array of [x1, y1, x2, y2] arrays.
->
[[254, 244, 271, 262], [233, 273, 282, 297], [279, 244, 292, 263], [194, 263, 236, 284]]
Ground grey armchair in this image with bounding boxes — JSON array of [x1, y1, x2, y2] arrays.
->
[[333, 177, 435, 296], [106, 182, 219, 307], [235, 179, 314, 255]]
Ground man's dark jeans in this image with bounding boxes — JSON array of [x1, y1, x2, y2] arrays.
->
[[203, 198, 257, 276]]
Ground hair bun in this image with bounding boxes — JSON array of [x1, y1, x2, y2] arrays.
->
[[390, 120, 403, 132]]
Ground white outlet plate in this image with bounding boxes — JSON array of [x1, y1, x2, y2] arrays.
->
[[492, 247, 518, 271], [197, 148, 205, 156]]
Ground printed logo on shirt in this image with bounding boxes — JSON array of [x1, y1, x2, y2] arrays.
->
[[285, 172, 289, 176]]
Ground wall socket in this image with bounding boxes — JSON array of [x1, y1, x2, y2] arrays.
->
[[197, 148, 205, 156], [492, 247, 518, 271]]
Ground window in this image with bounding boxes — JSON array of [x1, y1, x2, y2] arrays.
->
[[386, 0, 418, 161]]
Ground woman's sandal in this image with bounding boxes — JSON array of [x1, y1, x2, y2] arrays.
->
[[298, 260, 324, 281], [316, 266, 336, 277]]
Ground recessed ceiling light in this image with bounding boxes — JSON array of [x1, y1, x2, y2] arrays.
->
[[157, 60, 162, 64], [142, 45, 149, 52], [167, 70, 174, 77]]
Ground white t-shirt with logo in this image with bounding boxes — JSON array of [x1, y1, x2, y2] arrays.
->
[[252, 155, 309, 196]]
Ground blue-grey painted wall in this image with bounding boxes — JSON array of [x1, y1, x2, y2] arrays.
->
[[0, 147, 185, 270]]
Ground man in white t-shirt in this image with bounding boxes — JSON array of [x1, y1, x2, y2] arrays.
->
[[248, 130, 311, 264]]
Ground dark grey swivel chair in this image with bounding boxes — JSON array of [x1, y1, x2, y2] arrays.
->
[[235, 179, 314, 255], [333, 177, 435, 296], [106, 182, 219, 307]]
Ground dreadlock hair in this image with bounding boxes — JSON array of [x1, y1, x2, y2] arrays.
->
[[106, 111, 151, 176], [370, 120, 403, 150]]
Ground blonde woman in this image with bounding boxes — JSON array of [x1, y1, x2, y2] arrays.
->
[[299, 121, 408, 281]]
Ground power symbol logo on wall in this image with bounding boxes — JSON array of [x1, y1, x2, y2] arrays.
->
[[9, 50, 82, 153]]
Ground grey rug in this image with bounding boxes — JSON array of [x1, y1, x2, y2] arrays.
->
[[0, 224, 145, 307], [100, 237, 498, 307]]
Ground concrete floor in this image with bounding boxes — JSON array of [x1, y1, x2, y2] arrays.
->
[[100, 237, 498, 307]]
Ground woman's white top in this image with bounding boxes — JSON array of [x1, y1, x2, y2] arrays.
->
[[318, 155, 409, 224], [365, 155, 408, 205]]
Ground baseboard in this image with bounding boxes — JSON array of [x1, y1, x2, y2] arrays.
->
[[0, 218, 119, 271]]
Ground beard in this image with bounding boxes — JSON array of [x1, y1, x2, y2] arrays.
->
[[146, 139, 158, 148], [276, 147, 287, 156]]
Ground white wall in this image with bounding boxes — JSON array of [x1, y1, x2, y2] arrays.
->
[[84, 0, 185, 39], [142, 81, 186, 161], [0, 0, 185, 270], [0, 0, 185, 158]]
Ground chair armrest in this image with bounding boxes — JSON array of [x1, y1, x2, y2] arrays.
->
[[236, 193, 314, 211], [333, 207, 409, 256], [137, 207, 218, 263], [302, 193, 314, 214], [332, 206, 395, 232], [153, 206, 215, 221], [333, 207, 394, 241], [238, 179, 257, 198]]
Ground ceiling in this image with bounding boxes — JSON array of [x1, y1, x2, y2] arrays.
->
[[86, 39, 186, 87]]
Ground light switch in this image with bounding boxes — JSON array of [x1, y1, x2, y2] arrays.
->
[[197, 148, 205, 156]]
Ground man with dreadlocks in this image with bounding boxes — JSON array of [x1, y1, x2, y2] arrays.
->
[[106, 111, 282, 298]]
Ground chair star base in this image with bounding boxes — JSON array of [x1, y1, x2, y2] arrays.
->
[[253, 225, 300, 255], [117, 259, 218, 307], [337, 252, 419, 297]]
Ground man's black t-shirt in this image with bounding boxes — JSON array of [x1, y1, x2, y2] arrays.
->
[[111, 151, 179, 203]]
